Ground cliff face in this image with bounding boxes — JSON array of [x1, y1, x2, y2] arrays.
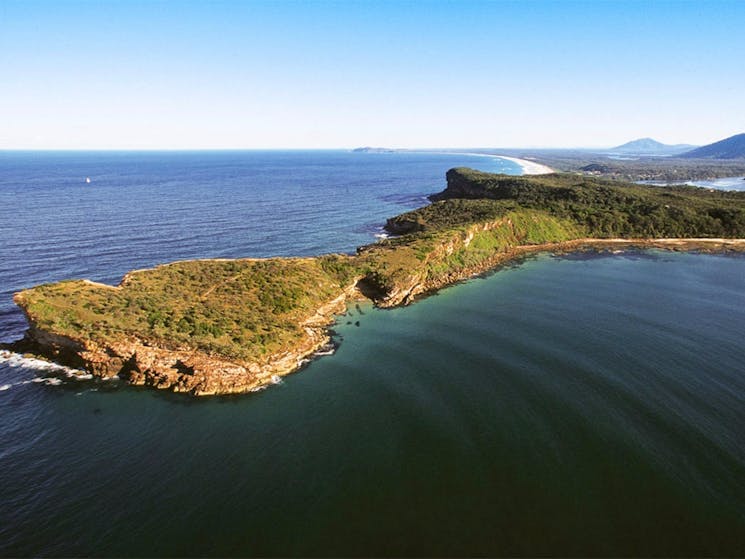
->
[[365, 210, 581, 307], [17, 321, 334, 396], [430, 168, 503, 200], [370, 220, 514, 307]]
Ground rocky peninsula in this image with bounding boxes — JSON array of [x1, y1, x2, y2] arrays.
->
[[9, 168, 745, 395]]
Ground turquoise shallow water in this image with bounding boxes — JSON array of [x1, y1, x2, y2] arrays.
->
[[1, 152, 744, 555], [2, 252, 744, 556]]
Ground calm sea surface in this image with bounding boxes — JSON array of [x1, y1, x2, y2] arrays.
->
[[0, 152, 744, 556]]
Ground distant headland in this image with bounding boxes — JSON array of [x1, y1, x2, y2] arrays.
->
[[8, 168, 745, 395]]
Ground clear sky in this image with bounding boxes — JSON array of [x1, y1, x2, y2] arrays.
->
[[1, 0, 744, 149]]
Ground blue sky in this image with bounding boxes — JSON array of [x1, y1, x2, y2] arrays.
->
[[1, 0, 744, 149]]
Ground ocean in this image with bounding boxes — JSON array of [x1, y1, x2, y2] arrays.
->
[[0, 151, 744, 556]]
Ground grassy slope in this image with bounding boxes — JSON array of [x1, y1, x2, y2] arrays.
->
[[15, 168, 745, 367]]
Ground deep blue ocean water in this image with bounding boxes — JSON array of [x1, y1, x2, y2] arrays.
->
[[1, 152, 744, 556]]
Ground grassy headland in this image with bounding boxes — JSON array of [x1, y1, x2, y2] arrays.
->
[[10, 168, 745, 394], [16, 256, 359, 363]]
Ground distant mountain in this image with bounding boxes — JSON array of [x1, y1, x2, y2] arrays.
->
[[609, 138, 696, 155], [679, 133, 745, 159]]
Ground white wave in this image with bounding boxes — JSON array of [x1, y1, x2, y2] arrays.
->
[[0, 351, 85, 377], [31, 377, 64, 386], [374, 232, 389, 239], [270, 374, 283, 384], [0, 384, 11, 391]]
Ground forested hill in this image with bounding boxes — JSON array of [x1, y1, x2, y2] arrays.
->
[[409, 167, 745, 237]]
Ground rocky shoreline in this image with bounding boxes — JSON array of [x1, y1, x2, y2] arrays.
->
[[8, 237, 745, 396], [8, 282, 363, 396]]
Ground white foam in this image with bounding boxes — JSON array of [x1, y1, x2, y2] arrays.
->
[[0, 351, 85, 377], [374, 232, 389, 239], [0, 384, 11, 391], [31, 377, 64, 386], [270, 374, 283, 384]]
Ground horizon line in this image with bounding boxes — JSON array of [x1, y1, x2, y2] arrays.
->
[[0, 145, 621, 152]]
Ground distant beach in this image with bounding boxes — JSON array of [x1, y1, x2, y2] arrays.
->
[[413, 151, 554, 175], [493, 155, 554, 175], [433, 151, 554, 175]]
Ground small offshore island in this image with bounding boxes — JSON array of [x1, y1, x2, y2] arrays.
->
[[9, 168, 745, 395]]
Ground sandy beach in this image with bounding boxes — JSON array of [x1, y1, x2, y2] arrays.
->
[[493, 155, 554, 175], [418, 151, 555, 175]]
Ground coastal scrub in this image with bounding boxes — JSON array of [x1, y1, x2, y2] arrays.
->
[[10, 168, 745, 394]]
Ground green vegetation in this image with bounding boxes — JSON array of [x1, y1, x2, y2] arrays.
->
[[15, 167, 745, 370], [18, 256, 360, 362], [434, 168, 745, 237], [386, 198, 513, 234], [364, 206, 580, 295]]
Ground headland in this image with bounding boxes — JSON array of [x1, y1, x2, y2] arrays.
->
[[8, 168, 745, 395]]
